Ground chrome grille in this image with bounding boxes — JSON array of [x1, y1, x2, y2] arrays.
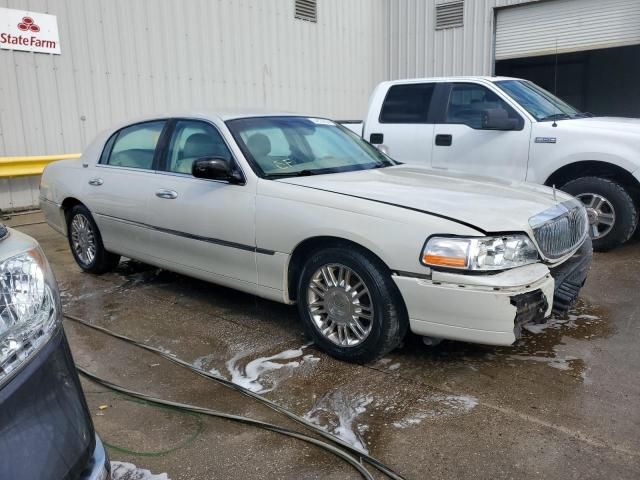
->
[[529, 201, 588, 260]]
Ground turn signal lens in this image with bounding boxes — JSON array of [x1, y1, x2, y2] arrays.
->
[[422, 238, 470, 268], [423, 254, 467, 267]]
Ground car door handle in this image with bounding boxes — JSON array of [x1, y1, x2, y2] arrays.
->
[[88, 178, 103, 186], [435, 134, 452, 146], [155, 189, 178, 199]]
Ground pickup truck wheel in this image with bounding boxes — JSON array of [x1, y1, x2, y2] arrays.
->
[[67, 205, 121, 273], [297, 247, 407, 363], [561, 177, 638, 251]]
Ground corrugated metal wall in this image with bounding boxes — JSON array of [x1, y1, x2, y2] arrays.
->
[[385, 0, 537, 80], [0, 0, 387, 158], [0, 0, 555, 211]]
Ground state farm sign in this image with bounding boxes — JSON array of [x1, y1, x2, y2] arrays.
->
[[0, 7, 60, 54]]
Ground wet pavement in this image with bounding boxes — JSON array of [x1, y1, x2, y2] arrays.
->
[[6, 212, 640, 479]]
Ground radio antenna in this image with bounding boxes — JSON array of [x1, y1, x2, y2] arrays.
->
[[552, 39, 559, 127], [554, 39, 559, 97]]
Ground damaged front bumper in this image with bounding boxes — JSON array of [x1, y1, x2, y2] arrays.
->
[[393, 239, 592, 346]]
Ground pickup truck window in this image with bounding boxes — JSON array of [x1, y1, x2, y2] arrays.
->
[[495, 79, 582, 121], [445, 83, 521, 129], [379, 83, 435, 123], [227, 116, 393, 178], [166, 120, 233, 174], [103, 121, 165, 169]]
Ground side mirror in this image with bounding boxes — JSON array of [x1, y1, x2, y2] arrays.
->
[[482, 108, 519, 130], [192, 157, 243, 184]]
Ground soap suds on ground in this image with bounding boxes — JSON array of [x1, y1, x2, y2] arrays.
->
[[111, 462, 170, 480]]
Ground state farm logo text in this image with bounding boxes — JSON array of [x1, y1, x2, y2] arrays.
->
[[0, 15, 56, 49]]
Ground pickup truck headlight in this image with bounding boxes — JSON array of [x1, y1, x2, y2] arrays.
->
[[422, 235, 539, 271], [0, 248, 60, 384]]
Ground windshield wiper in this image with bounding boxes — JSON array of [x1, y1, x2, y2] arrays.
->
[[266, 170, 317, 179], [540, 113, 571, 122], [573, 112, 594, 118]]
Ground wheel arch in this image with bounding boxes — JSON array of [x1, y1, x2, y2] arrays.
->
[[61, 197, 85, 218], [545, 161, 640, 203], [286, 236, 394, 303]]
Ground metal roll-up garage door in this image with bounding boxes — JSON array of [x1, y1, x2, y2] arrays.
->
[[495, 0, 640, 60]]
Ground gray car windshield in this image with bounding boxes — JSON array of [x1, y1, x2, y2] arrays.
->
[[226, 116, 394, 178], [495, 80, 587, 122]]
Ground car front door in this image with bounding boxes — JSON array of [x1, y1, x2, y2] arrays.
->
[[144, 119, 257, 292], [366, 82, 438, 165], [86, 120, 167, 259], [431, 82, 531, 180]]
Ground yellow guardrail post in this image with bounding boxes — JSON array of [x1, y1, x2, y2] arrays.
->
[[0, 154, 82, 178]]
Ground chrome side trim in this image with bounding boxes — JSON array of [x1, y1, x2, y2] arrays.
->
[[94, 213, 276, 255]]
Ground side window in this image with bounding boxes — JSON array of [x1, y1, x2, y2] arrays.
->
[[445, 83, 521, 129], [379, 83, 435, 123], [166, 120, 233, 174], [105, 121, 165, 169]]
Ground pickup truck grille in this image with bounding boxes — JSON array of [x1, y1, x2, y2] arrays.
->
[[530, 201, 588, 260]]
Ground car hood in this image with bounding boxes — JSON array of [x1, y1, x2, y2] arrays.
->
[[278, 165, 569, 233], [557, 116, 640, 135]]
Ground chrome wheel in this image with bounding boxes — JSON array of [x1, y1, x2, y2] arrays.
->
[[576, 193, 616, 239], [70, 213, 96, 265], [307, 264, 374, 347]]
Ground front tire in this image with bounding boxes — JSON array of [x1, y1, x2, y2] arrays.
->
[[297, 246, 408, 363], [67, 205, 121, 273], [561, 177, 638, 251]]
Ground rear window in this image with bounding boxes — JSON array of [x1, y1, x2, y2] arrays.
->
[[379, 83, 435, 123], [103, 121, 165, 169]]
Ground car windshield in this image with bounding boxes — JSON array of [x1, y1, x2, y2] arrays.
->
[[495, 79, 587, 122], [226, 116, 394, 178]]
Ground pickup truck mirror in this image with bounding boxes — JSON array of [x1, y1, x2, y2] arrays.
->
[[481, 108, 519, 131], [192, 157, 243, 184]]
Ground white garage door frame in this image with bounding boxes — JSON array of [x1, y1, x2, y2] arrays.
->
[[495, 0, 640, 60]]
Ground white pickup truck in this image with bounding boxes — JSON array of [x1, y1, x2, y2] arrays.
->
[[341, 77, 640, 251]]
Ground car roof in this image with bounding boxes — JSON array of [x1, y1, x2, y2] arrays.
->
[[93, 110, 332, 147], [382, 76, 521, 85], [107, 110, 312, 129]]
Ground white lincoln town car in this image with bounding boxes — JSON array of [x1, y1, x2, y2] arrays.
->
[[40, 112, 592, 362]]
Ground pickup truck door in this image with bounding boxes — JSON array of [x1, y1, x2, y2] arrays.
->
[[365, 82, 438, 165], [87, 120, 167, 259], [431, 82, 531, 180], [143, 119, 257, 293]]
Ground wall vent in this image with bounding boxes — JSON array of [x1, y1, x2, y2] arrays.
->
[[295, 0, 317, 23], [435, 1, 464, 30]]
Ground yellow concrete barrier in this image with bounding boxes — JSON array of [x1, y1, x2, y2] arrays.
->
[[0, 154, 81, 178]]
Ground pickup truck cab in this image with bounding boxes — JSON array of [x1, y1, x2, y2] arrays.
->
[[343, 76, 640, 251]]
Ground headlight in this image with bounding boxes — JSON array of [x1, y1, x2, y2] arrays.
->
[[421, 235, 539, 271], [0, 248, 60, 384]]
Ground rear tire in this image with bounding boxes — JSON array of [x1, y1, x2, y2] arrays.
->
[[66, 205, 120, 274], [561, 177, 638, 251], [296, 246, 408, 363]]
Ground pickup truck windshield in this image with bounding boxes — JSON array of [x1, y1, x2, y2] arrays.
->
[[227, 116, 393, 178], [495, 80, 585, 122]]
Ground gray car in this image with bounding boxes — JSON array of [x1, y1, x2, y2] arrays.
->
[[0, 223, 109, 479]]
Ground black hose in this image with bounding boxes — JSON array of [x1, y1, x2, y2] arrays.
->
[[77, 366, 375, 480], [65, 313, 406, 480]]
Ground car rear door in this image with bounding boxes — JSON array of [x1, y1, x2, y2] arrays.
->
[[143, 118, 258, 292], [431, 82, 531, 180], [365, 82, 439, 165], [85, 120, 168, 259]]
